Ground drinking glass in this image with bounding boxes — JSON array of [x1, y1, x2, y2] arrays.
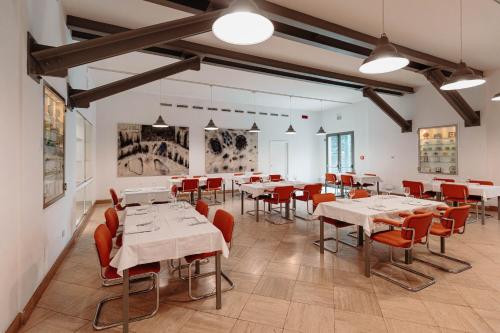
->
[[384, 184, 395, 197]]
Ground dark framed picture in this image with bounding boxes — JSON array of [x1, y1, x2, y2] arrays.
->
[[43, 82, 65, 208]]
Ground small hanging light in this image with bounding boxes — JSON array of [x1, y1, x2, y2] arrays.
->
[[153, 80, 168, 128], [492, 93, 500, 101], [440, 0, 485, 90], [285, 96, 296, 135], [212, 0, 274, 46], [359, 0, 409, 74], [316, 100, 327, 135], [248, 91, 261, 133], [205, 85, 218, 131]]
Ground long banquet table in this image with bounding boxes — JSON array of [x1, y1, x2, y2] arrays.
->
[[121, 187, 172, 205], [168, 177, 226, 202], [110, 203, 230, 332], [421, 180, 500, 224], [313, 195, 443, 277]]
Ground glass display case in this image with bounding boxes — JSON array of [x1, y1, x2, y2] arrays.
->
[[418, 125, 457, 175]]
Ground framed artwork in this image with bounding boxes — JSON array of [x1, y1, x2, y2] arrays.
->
[[205, 128, 258, 173], [117, 123, 189, 177], [43, 83, 66, 208]]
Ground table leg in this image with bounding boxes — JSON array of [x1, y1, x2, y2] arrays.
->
[[241, 191, 244, 215], [215, 252, 222, 310], [122, 268, 129, 333], [256, 199, 260, 222], [357, 226, 364, 246], [364, 235, 371, 278], [319, 217, 325, 254], [232, 180, 234, 198], [341, 184, 345, 197], [376, 182, 380, 194], [405, 250, 413, 264], [498, 197, 500, 221], [481, 198, 486, 225], [285, 202, 291, 220], [197, 187, 202, 202], [223, 184, 226, 202], [195, 261, 201, 275]]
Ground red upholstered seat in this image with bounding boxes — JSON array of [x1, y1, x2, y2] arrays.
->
[[269, 174, 283, 182], [371, 213, 433, 249], [180, 178, 199, 193], [402, 180, 434, 199], [441, 183, 481, 204], [264, 186, 295, 205], [104, 208, 122, 248], [294, 183, 323, 201], [325, 173, 341, 186], [104, 262, 160, 280], [371, 230, 413, 248]]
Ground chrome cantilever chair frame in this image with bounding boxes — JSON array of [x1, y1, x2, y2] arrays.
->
[[313, 217, 359, 254], [371, 224, 436, 292], [264, 190, 295, 224]]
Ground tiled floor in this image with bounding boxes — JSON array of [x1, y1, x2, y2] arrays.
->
[[20, 195, 500, 332]]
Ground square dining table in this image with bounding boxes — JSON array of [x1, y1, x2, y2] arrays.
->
[[121, 187, 172, 205], [110, 203, 230, 332], [313, 195, 443, 277]]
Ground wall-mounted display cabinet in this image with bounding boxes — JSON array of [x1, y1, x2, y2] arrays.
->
[[418, 125, 458, 175]]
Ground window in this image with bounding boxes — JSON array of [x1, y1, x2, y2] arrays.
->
[[75, 112, 94, 226], [326, 131, 354, 173]]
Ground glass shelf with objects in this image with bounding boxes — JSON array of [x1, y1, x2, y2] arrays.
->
[[418, 125, 458, 175]]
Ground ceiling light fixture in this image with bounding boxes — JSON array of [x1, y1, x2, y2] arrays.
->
[[153, 80, 169, 128], [248, 91, 261, 133], [205, 85, 219, 131], [316, 100, 327, 136], [492, 93, 500, 101], [285, 96, 296, 135], [440, 0, 485, 90], [359, 0, 409, 74], [212, 0, 274, 45]]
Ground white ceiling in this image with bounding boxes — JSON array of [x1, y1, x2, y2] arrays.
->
[[61, 0, 500, 109]]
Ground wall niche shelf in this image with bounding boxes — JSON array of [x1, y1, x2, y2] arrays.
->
[[418, 125, 458, 175]]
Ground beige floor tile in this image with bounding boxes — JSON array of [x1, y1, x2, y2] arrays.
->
[[231, 320, 283, 333], [292, 281, 334, 307], [227, 271, 261, 294], [417, 283, 467, 306], [263, 262, 301, 280], [232, 257, 269, 275], [474, 308, 500, 332], [334, 269, 374, 292], [284, 302, 334, 332], [334, 286, 382, 316], [130, 303, 194, 332], [455, 286, 500, 311], [239, 294, 290, 328], [385, 318, 440, 333], [19, 307, 56, 332], [179, 311, 236, 333], [334, 310, 387, 333], [198, 291, 251, 318], [296, 265, 334, 289], [254, 276, 296, 301], [424, 300, 495, 332], [378, 293, 436, 326]]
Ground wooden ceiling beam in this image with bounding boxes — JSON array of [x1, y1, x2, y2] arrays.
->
[[362, 87, 412, 133]]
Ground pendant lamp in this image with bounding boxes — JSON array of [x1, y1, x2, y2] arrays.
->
[[248, 91, 261, 133], [205, 85, 219, 131], [285, 96, 296, 135], [316, 100, 327, 135], [492, 93, 500, 101], [153, 80, 169, 128]]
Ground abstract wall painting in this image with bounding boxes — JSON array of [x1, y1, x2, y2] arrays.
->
[[205, 128, 258, 173], [117, 123, 189, 177]]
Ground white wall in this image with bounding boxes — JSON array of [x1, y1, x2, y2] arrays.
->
[[0, 1, 96, 330], [94, 89, 322, 199]]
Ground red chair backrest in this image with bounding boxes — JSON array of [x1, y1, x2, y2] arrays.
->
[[325, 173, 337, 183], [401, 212, 433, 241], [441, 183, 468, 200], [182, 178, 199, 191], [234, 173, 244, 176], [213, 209, 234, 243], [104, 208, 119, 238], [402, 180, 424, 197], [269, 174, 282, 181], [171, 184, 178, 197], [469, 180, 494, 186], [303, 183, 323, 198], [442, 205, 470, 231], [341, 174, 354, 187], [434, 178, 455, 182], [195, 200, 209, 218], [312, 193, 336, 210], [94, 224, 113, 268], [273, 185, 295, 201], [350, 189, 370, 199], [109, 188, 119, 206], [250, 176, 261, 183], [206, 177, 223, 190]]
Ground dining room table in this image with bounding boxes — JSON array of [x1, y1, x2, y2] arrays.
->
[[337, 173, 383, 195], [313, 195, 443, 278], [230, 174, 270, 197], [121, 186, 172, 205], [421, 180, 500, 224], [110, 202, 230, 332], [239, 180, 307, 222]]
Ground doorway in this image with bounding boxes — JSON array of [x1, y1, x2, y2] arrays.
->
[[269, 141, 288, 177]]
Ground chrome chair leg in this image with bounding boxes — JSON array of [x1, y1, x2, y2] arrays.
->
[[313, 226, 358, 253], [371, 247, 435, 292], [413, 238, 472, 274], [187, 259, 234, 300], [93, 273, 159, 330]]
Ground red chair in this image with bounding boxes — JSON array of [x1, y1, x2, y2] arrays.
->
[[249, 176, 262, 183], [293, 183, 323, 216], [414, 205, 472, 273], [109, 188, 125, 211], [325, 173, 341, 194], [233, 172, 244, 176], [348, 189, 370, 199], [202, 177, 224, 204], [180, 178, 199, 205], [402, 180, 434, 199], [434, 177, 455, 182], [195, 200, 209, 218], [264, 185, 295, 223], [93, 225, 160, 330], [104, 208, 122, 248], [312, 194, 356, 253], [183, 209, 235, 300], [269, 174, 283, 182], [441, 183, 480, 221], [340, 174, 359, 196], [370, 212, 435, 291], [171, 184, 178, 200]]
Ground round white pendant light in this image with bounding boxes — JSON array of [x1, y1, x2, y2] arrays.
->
[[213, 11, 274, 45], [359, 34, 409, 74], [492, 93, 500, 101]]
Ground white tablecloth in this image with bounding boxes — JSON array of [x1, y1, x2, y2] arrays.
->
[[110, 203, 230, 276], [231, 174, 270, 185], [122, 187, 172, 205], [313, 195, 443, 236], [168, 177, 208, 187], [422, 181, 500, 199], [240, 181, 307, 198]]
